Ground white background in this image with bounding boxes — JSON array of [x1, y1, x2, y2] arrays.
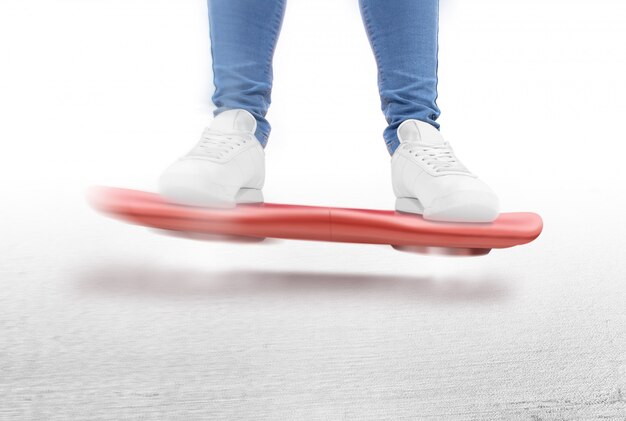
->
[[1, 0, 626, 419]]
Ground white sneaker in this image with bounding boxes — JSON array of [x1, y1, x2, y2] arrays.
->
[[158, 109, 265, 208], [391, 119, 500, 223]]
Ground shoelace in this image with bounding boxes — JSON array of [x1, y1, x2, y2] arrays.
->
[[404, 142, 470, 174], [195, 128, 250, 160]]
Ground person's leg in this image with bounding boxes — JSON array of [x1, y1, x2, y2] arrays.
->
[[208, 0, 287, 147], [159, 1, 286, 207], [358, 0, 440, 155], [359, 0, 499, 223]]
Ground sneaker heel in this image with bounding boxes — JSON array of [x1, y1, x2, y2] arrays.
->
[[395, 197, 425, 215], [236, 188, 264, 204]]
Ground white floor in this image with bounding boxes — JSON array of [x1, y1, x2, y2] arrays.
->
[[2, 0, 626, 419], [1, 181, 625, 420]]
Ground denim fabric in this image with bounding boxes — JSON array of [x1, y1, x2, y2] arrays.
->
[[208, 0, 440, 155]]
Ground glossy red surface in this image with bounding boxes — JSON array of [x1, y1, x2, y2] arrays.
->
[[87, 186, 543, 251]]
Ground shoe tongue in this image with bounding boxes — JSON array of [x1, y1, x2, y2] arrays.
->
[[397, 120, 444, 146], [210, 109, 257, 133]]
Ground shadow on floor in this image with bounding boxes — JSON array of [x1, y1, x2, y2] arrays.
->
[[74, 262, 513, 303]]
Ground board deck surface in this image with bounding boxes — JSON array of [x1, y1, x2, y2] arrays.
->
[[87, 186, 543, 255]]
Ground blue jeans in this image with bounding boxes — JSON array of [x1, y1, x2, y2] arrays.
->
[[208, 0, 440, 156]]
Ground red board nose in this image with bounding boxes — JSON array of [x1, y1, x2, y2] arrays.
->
[[87, 186, 543, 250]]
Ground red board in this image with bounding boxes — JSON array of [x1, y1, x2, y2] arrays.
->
[[87, 186, 543, 256]]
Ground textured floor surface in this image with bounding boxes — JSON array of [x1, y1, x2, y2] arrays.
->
[[1, 184, 626, 420]]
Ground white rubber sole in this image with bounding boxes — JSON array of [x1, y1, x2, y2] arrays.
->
[[395, 197, 425, 215], [235, 187, 264, 204], [395, 194, 499, 223], [160, 184, 263, 209]]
